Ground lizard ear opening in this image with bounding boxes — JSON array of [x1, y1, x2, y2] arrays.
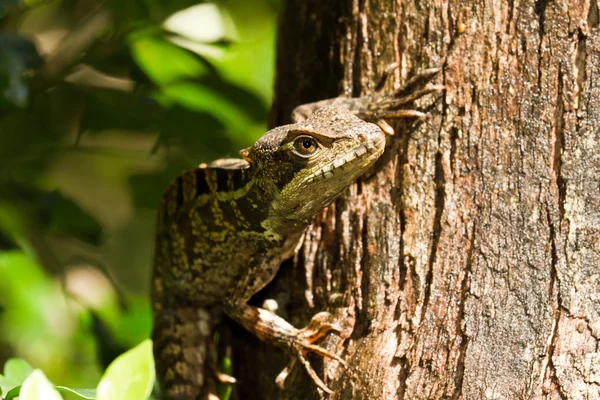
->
[[240, 147, 253, 163]]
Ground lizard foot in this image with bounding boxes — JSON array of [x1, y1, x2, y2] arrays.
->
[[368, 67, 446, 134], [274, 311, 348, 394], [291, 65, 444, 132], [225, 304, 349, 394]]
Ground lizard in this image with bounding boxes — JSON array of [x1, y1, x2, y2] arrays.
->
[[151, 66, 443, 399]]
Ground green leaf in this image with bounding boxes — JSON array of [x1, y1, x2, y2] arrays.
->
[[0, 202, 26, 241], [79, 87, 161, 131], [217, 355, 233, 400], [160, 82, 249, 133], [129, 36, 207, 86], [96, 339, 154, 400], [56, 387, 97, 399], [3, 358, 33, 382], [4, 386, 20, 400], [0, 368, 96, 399], [19, 370, 62, 400], [0, 358, 33, 394], [163, 3, 238, 43]]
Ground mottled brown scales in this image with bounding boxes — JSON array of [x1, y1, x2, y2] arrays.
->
[[151, 68, 443, 399]]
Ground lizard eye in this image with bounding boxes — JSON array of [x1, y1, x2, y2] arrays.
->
[[293, 136, 319, 156]]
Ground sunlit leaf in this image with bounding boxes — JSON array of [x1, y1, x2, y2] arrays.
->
[[160, 82, 248, 130], [96, 339, 154, 400], [19, 370, 62, 400], [197, 76, 268, 123], [0, 251, 87, 383], [163, 3, 237, 43], [130, 36, 207, 86], [56, 386, 97, 399], [167, 36, 226, 62], [210, 0, 276, 102], [3, 358, 33, 382], [0, 358, 33, 395]]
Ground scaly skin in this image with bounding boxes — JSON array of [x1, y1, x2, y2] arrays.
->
[[152, 68, 443, 399]]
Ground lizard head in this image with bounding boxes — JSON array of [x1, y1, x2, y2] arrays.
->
[[241, 105, 385, 233]]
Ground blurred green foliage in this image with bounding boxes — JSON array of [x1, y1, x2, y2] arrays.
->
[[0, 0, 276, 392], [1, 340, 155, 399]]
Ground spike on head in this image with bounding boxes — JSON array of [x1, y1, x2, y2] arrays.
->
[[239, 147, 252, 163]]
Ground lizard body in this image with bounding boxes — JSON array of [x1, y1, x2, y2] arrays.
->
[[152, 68, 442, 399]]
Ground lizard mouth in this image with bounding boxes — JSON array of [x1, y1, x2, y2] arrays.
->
[[308, 132, 386, 182]]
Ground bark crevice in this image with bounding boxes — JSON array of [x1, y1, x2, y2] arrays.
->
[[535, 0, 549, 90], [552, 65, 566, 221], [420, 150, 446, 324], [588, 0, 599, 28], [451, 222, 476, 400], [544, 203, 566, 400]]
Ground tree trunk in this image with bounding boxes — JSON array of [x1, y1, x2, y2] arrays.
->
[[232, 0, 600, 399]]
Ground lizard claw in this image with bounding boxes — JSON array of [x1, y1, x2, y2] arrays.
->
[[375, 62, 400, 92], [275, 359, 296, 390], [368, 69, 445, 126], [346, 66, 445, 128], [276, 352, 335, 395], [395, 67, 442, 96], [390, 84, 446, 109], [225, 304, 350, 393], [374, 119, 395, 136], [275, 311, 349, 394], [375, 63, 442, 95], [215, 371, 237, 384]]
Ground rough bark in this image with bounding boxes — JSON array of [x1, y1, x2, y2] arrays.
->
[[232, 0, 600, 399]]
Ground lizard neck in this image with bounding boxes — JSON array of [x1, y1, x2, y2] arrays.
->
[[245, 174, 309, 239]]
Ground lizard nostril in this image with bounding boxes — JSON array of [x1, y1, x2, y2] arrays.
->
[[358, 134, 368, 142]]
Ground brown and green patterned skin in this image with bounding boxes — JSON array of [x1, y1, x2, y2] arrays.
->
[[151, 69, 443, 399]]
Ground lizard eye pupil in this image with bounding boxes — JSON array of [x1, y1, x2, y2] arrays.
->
[[293, 136, 319, 156]]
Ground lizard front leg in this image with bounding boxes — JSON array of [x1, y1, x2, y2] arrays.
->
[[292, 66, 444, 134], [222, 250, 349, 394], [223, 301, 347, 394]]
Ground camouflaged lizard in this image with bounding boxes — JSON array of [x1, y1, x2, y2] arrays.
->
[[151, 67, 443, 399]]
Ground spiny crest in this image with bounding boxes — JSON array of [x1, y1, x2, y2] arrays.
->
[[157, 160, 253, 230]]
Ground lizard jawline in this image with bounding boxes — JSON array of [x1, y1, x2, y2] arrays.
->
[[307, 135, 385, 183]]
